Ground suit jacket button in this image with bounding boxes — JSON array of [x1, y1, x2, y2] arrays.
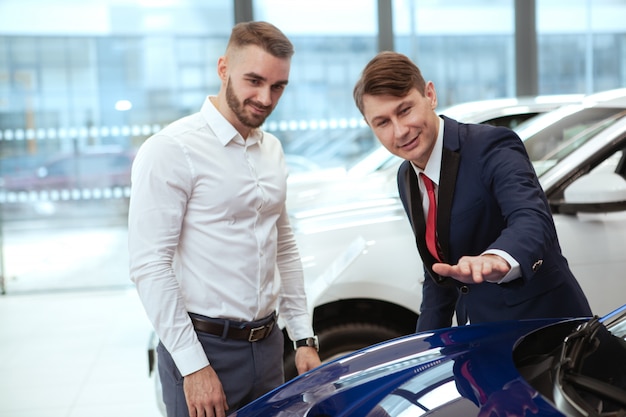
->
[[532, 260, 543, 272], [460, 286, 469, 294]]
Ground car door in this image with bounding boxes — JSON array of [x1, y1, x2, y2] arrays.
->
[[547, 128, 626, 316]]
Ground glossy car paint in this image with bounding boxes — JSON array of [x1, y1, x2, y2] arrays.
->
[[233, 304, 626, 416], [231, 320, 570, 416]]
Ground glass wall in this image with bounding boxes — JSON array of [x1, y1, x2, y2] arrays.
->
[[393, 0, 516, 105], [537, 0, 626, 94], [1, 0, 626, 294], [0, 0, 235, 293], [254, 0, 379, 171]]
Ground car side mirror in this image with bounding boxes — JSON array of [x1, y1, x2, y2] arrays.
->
[[558, 172, 626, 215]]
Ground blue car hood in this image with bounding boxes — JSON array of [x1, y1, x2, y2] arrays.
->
[[234, 318, 583, 416]]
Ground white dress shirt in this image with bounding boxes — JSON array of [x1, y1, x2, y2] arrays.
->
[[411, 117, 520, 283], [128, 96, 313, 376]]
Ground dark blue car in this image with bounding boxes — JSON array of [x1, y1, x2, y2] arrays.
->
[[233, 304, 626, 416]]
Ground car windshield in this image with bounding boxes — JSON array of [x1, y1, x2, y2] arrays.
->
[[515, 106, 626, 176]]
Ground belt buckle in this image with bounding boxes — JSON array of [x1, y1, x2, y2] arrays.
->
[[248, 321, 273, 342], [248, 326, 266, 342]]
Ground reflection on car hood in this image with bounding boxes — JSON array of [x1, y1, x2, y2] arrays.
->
[[235, 304, 626, 416], [233, 318, 579, 416]]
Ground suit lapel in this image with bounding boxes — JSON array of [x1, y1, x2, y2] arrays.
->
[[404, 167, 425, 245], [437, 148, 460, 262], [403, 166, 445, 283]]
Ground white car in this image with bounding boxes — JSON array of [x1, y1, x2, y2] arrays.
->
[[282, 89, 626, 379]]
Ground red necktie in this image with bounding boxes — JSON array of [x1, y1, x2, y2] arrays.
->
[[421, 173, 441, 261]]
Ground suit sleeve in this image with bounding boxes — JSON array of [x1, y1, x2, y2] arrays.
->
[[477, 127, 558, 280]]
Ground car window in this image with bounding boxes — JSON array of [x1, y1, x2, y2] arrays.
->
[[533, 117, 619, 176], [482, 113, 540, 129], [591, 150, 624, 175], [517, 107, 626, 177]]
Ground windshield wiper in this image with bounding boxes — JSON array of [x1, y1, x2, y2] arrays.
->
[[554, 316, 626, 416]]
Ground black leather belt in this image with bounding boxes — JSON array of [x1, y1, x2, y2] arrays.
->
[[189, 313, 276, 342]]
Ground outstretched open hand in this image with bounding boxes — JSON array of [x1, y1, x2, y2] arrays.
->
[[432, 254, 510, 284]]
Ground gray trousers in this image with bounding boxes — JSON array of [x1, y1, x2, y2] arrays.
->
[[157, 320, 284, 416]]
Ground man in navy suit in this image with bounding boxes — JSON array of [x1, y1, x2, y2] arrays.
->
[[353, 51, 592, 331]]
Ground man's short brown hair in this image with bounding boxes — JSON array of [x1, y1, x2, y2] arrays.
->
[[353, 51, 426, 115], [227, 21, 294, 59]]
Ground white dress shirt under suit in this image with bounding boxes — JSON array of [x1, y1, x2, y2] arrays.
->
[[411, 118, 520, 285], [128, 96, 314, 377]]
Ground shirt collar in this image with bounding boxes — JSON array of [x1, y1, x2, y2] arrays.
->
[[201, 96, 263, 146], [411, 117, 444, 186]]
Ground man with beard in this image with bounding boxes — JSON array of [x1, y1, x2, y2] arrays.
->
[[128, 22, 321, 417]]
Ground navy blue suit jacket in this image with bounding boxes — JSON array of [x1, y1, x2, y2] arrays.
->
[[398, 116, 591, 331]]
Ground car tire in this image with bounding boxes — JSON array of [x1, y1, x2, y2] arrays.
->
[[283, 322, 406, 381]]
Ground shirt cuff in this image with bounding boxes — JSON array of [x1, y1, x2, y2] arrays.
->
[[482, 249, 521, 284], [170, 340, 210, 377], [279, 313, 315, 342]]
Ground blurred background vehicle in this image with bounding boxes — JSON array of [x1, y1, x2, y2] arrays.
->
[[0, 147, 135, 219], [1, 147, 134, 193]]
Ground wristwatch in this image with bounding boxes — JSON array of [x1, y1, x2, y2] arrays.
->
[[294, 336, 319, 352]]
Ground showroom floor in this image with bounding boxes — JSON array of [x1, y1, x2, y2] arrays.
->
[[0, 286, 162, 417]]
